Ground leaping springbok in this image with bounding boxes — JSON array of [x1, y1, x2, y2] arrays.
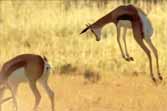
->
[[0, 54, 54, 111], [80, 5, 162, 83]]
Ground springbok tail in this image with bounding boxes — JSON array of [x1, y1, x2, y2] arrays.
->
[[42, 56, 51, 75]]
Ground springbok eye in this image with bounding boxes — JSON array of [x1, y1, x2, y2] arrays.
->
[[46, 66, 50, 70]]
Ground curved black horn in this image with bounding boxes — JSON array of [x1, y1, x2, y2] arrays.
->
[[80, 26, 89, 34]]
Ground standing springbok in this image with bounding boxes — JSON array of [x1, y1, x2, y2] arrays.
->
[[80, 5, 162, 83], [0, 54, 54, 111]]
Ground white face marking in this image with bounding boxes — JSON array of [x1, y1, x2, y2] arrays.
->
[[138, 11, 153, 38]]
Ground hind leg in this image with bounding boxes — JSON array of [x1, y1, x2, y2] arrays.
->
[[134, 37, 156, 83], [145, 38, 163, 80], [39, 79, 54, 111], [29, 80, 41, 111]]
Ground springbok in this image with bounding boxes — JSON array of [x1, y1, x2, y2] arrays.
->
[[0, 54, 54, 111], [80, 5, 162, 83]]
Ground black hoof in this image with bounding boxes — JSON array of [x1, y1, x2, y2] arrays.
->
[[129, 57, 134, 61], [125, 57, 134, 62], [123, 56, 134, 62], [125, 58, 130, 62], [152, 77, 157, 84], [122, 56, 129, 62], [158, 74, 163, 81]]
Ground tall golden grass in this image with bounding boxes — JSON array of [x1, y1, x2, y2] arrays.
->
[[1, 1, 166, 75]]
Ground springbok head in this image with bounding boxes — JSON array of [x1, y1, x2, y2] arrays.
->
[[80, 23, 101, 41]]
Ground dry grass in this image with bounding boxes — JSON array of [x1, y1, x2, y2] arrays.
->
[[3, 74, 167, 111], [0, 0, 167, 111]]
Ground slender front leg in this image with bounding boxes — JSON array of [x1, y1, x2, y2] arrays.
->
[[6, 84, 18, 111], [134, 38, 156, 83], [122, 27, 134, 61], [116, 26, 126, 60], [39, 80, 55, 111], [145, 38, 163, 80], [29, 80, 41, 111]]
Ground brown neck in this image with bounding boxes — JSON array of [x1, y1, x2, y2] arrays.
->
[[91, 11, 114, 29]]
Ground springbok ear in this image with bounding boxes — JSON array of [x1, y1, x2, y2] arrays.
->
[[80, 26, 89, 34]]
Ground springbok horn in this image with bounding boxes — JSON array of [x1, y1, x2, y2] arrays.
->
[[0, 96, 12, 104], [80, 25, 89, 34]]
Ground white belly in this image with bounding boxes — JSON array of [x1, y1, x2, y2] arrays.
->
[[8, 67, 28, 84], [117, 20, 132, 28]]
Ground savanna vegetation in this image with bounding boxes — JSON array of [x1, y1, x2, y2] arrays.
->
[[0, 0, 167, 111]]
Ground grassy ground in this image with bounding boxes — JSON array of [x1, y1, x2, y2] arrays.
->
[[0, 0, 167, 111], [2, 74, 167, 111]]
